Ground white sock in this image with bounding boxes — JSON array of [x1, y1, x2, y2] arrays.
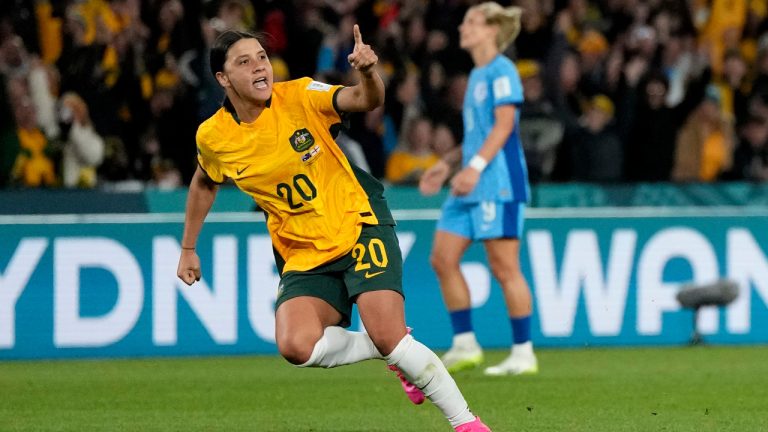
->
[[512, 341, 534, 357], [386, 334, 476, 427], [298, 326, 382, 368], [452, 331, 480, 348]]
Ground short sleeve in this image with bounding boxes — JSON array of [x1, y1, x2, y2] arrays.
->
[[491, 61, 524, 107], [196, 128, 225, 184], [302, 78, 344, 123]]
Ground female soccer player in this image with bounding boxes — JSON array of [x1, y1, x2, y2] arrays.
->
[[176, 27, 491, 431], [420, 2, 538, 376]]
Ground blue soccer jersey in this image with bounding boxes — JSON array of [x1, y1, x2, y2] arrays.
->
[[460, 54, 530, 203]]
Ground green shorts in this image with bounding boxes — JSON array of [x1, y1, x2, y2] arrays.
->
[[275, 224, 404, 327]]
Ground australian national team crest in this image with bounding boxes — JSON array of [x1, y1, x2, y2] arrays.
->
[[290, 128, 322, 164], [290, 128, 315, 152]]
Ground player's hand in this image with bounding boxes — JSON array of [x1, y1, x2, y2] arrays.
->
[[177, 249, 201, 286], [347, 24, 378, 74], [450, 166, 481, 196], [419, 159, 450, 196]]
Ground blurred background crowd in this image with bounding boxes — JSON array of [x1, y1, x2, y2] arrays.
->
[[2, 0, 768, 190]]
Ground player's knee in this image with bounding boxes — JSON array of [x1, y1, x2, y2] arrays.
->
[[429, 251, 457, 275], [277, 332, 317, 365], [369, 331, 405, 357], [491, 267, 516, 284], [489, 260, 522, 284]]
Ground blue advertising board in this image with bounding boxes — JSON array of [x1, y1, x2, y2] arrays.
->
[[1, 208, 767, 359]]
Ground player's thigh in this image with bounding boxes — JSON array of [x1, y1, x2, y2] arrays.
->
[[481, 201, 525, 277], [356, 290, 407, 355], [484, 237, 522, 278], [275, 270, 350, 339], [431, 229, 473, 269], [433, 197, 473, 266], [345, 224, 407, 353], [344, 224, 403, 299], [275, 296, 341, 338], [435, 197, 472, 245]]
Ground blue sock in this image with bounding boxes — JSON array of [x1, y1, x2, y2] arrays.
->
[[449, 309, 473, 335], [511, 316, 531, 344]]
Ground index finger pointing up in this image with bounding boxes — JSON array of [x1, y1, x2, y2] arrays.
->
[[353, 24, 363, 47]]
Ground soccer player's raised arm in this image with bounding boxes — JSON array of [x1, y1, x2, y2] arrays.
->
[[177, 165, 219, 285], [336, 24, 384, 112]]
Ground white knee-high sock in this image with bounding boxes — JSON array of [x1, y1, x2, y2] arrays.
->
[[298, 326, 383, 368], [385, 334, 475, 427]]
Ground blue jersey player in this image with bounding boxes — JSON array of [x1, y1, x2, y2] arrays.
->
[[420, 2, 537, 376]]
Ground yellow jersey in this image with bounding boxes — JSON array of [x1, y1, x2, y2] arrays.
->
[[196, 77, 394, 273]]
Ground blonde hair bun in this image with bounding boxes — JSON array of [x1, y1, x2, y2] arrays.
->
[[472, 2, 523, 51]]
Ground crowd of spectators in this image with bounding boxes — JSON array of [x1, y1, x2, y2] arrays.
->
[[2, 0, 768, 190]]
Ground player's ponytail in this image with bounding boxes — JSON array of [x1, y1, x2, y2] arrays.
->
[[471, 2, 523, 52]]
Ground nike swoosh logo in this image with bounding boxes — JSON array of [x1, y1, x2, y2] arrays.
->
[[364, 270, 386, 279], [236, 165, 250, 175]]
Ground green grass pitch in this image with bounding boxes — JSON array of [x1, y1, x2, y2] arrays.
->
[[2, 346, 767, 431]]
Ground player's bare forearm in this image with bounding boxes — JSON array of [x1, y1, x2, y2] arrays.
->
[[359, 70, 385, 109], [181, 166, 219, 250], [177, 166, 217, 285], [475, 125, 510, 162], [343, 71, 384, 111]]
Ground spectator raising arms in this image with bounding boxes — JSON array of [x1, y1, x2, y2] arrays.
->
[[7, 0, 768, 187], [59, 92, 105, 188]]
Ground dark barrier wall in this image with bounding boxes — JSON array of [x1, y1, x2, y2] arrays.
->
[[0, 190, 149, 214]]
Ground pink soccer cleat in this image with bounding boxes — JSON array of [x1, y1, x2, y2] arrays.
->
[[388, 327, 425, 405], [454, 417, 491, 432], [388, 363, 425, 405]]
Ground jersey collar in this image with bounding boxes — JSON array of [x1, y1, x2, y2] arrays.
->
[[225, 96, 272, 125]]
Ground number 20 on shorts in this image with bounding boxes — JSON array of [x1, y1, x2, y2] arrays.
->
[[351, 238, 388, 273]]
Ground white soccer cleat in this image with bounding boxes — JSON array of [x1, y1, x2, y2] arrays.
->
[[441, 333, 484, 373], [483, 350, 538, 376]]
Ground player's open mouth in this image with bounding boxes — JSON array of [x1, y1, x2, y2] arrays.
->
[[253, 77, 268, 89]]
